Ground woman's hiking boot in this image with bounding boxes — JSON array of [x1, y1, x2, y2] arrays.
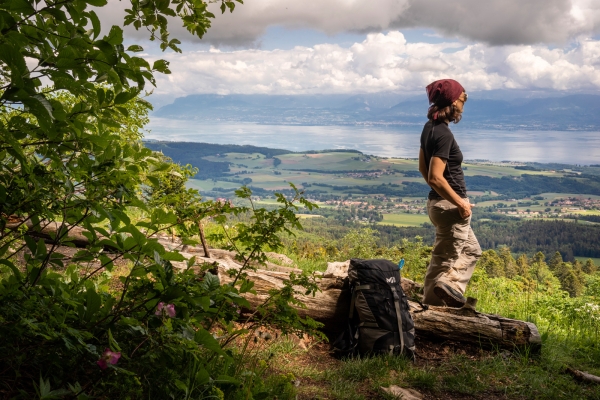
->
[[433, 282, 466, 308]]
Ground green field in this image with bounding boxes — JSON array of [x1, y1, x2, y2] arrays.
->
[[191, 150, 578, 198], [572, 209, 600, 215], [462, 163, 563, 178], [473, 193, 600, 215], [186, 150, 600, 233], [575, 256, 600, 264], [378, 213, 430, 227], [538, 193, 600, 201], [220, 152, 563, 177]]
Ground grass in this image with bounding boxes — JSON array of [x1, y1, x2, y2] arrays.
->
[[260, 336, 600, 399], [578, 220, 600, 226], [279, 153, 381, 171], [539, 193, 600, 201], [378, 213, 430, 227], [462, 163, 563, 178], [573, 210, 600, 216]]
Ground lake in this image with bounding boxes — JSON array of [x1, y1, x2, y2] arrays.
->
[[146, 118, 600, 165]]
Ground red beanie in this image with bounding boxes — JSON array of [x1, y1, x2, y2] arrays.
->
[[426, 79, 465, 109]]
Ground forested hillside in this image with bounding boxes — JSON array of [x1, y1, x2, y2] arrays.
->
[[292, 216, 600, 262], [466, 175, 600, 198], [475, 220, 600, 259], [144, 141, 293, 178]]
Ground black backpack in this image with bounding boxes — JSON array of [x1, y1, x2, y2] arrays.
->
[[332, 258, 416, 359]]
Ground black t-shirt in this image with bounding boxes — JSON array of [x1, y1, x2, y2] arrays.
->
[[420, 120, 467, 200]]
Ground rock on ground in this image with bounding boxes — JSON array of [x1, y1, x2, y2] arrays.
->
[[381, 385, 423, 399]]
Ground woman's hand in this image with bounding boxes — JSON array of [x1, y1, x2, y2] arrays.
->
[[428, 157, 472, 215], [458, 200, 473, 219]]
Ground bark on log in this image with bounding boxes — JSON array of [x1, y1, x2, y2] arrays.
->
[[6, 220, 301, 274], [5, 220, 96, 248], [409, 303, 541, 352]]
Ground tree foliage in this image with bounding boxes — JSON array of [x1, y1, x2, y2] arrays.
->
[[473, 248, 593, 298], [0, 0, 325, 397], [475, 220, 600, 260], [479, 249, 505, 278], [583, 258, 598, 275]]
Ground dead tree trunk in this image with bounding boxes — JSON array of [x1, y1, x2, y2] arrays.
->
[[197, 220, 211, 258]]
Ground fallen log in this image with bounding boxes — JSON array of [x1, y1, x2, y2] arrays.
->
[[208, 259, 541, 353], [5, 219, 95, 248], [5, 220, 302, 274]]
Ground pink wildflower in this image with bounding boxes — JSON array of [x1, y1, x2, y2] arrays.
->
[[155, 302, 176, 318], [165, 303, 176, 318], [97, 348, 121, 370]]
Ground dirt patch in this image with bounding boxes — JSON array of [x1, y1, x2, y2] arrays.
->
[[288, 342, 342, 399], [414, 337, 495, 366]]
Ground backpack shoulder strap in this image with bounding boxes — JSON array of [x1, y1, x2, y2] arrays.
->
[[349, 284, 373, 319], [390, 286, 405, 354]]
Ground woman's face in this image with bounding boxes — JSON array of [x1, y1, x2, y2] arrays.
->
[[453, 92, 467, 114]]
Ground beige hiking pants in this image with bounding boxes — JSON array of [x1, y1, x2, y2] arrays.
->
[[423, 199, 482, 306]]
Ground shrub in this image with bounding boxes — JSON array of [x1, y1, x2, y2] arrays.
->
[[0, 183, 322, 398]]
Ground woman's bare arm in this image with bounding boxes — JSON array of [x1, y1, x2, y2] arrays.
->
[[427, 156, 473, 218]]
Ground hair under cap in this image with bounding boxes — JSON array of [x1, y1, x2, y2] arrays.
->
[[426, 79, 465, 109]]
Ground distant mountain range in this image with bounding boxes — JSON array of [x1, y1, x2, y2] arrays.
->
[[153, 93, 600, 130]]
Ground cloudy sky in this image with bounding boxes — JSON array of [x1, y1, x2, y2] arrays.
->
[[106, 0, 600, 100]]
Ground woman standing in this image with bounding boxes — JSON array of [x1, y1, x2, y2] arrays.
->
[[418, 79, 482, 307]]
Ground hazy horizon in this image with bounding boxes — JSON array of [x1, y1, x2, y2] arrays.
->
[[146, 119, 600, 166]]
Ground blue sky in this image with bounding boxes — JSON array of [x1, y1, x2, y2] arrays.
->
[[256, 27, 448, 51], [156, 26, 454, 54]]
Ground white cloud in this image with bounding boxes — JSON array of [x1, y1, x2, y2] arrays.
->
[[199, 0, 409, 46], [98, 0, 600, 47], [146, 32, 600, 97], [198, 0, 600, 46], [391, 0, 600, 46]]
